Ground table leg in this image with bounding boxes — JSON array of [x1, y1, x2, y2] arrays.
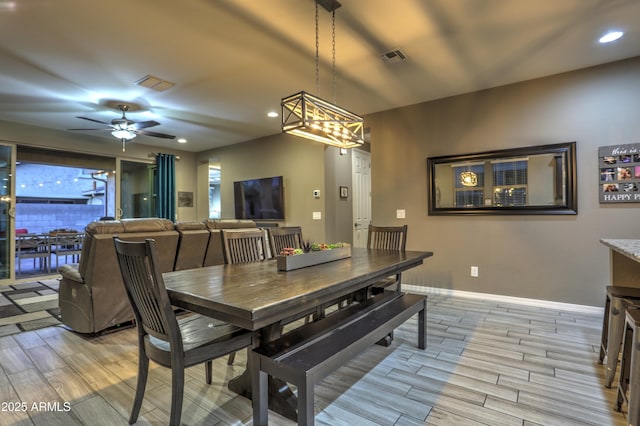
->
[[228, 322, 298, 421]]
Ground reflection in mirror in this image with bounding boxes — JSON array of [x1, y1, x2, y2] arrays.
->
[[427, 142, 577, 215]]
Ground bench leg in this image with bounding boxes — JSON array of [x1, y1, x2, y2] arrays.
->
[[418, 299, 427, 350], [297, 374, 315, 426], [252, 353, 268, 426]]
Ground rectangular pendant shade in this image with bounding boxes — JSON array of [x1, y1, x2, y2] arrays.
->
[[281, 91, 364, 149]]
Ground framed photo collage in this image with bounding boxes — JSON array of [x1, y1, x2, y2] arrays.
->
[[599, 143, 640, 203]]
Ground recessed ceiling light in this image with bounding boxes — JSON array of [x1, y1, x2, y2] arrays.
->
[[177, 138, 187, 144], [267, 111, 278, 118], [599, 31, 623, 43]]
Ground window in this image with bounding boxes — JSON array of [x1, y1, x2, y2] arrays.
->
[[453, 164, 484, 207], [492, 159, 528, 206]]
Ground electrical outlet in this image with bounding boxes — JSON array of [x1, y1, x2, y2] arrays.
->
[[470, 266, 479, 277]]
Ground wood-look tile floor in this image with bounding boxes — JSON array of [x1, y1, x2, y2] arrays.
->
[[0, 292, 628, 425]]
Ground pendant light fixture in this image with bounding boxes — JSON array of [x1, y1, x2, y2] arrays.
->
[[281, 0, 364, 149]]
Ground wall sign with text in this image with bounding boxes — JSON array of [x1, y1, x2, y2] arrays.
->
[[599, 143, 640, 203]]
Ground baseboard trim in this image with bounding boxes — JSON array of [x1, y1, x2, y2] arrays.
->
[[402, 284, 603, 315]]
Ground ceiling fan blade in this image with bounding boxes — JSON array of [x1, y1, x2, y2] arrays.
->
[[133, 120, 160, 129], [76, 116, 110, 125], [136, 129, 175, 139]]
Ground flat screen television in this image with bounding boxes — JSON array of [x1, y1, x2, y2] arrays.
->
[[233, 176, 285, 220]]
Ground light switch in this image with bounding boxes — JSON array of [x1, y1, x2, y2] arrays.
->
[[396, 209, 406, 219], [312, 211, 322, 220]]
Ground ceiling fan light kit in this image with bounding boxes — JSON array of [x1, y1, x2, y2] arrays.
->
[[281, 0, 364, 149], [71, 104, 175, 152], [111, 129, 136, 140]]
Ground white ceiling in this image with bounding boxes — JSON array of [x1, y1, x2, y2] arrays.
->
[[1, 0, 639, 153]]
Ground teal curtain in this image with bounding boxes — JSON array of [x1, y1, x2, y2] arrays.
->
[[155, 153, 176, 221]]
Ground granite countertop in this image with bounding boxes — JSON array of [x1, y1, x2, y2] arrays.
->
[[601, 239, 640, 262]]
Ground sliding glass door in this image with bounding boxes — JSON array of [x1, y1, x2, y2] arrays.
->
[[119, 160, 155, 218], [0, 144, 16, 282]]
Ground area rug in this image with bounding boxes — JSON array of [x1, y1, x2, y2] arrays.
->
[[0, 279, 61, 337]]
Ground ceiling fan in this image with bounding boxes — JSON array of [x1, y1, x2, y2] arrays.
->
[[69, 104, 175, 151]]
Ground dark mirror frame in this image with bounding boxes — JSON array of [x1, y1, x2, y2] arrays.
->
[[427, 142, 577, 215]]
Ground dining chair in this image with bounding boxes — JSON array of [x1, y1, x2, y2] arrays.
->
[[364, 224, 409, 346], [321, 225, 408, 319], [221, 229, 267, 264], [15, 234, 50, 276], [367, 224, 408, 292], [50, 232, 84, 269], [113, 237, 252, 426], [268, 226, 303, 257], [268, 226, 322, 324], [220, 228, 267, 364]]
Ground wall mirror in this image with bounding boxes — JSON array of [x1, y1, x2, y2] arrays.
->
[[427, 142, 577, 215]]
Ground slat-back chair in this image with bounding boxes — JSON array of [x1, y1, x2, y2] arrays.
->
[[50, 232, 84, 268], [365, 224, 409, 346], [367, 224, 408, 292], [113, 237, 252, 426], [268, 226, 321, 323], [16, 234, 50, 276], [321, 225, 408, 319], [220, 228, 266, 363], [268, 226, 303, 257], [368, 224, 408, 251], [222, 229, 267, 264]]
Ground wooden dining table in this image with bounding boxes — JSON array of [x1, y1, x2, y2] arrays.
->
[[164, 247, 433, 420]]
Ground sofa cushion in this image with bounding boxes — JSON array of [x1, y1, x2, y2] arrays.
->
[[175, 221, 207, 231], [85, 220, 125, 235], [121, 218, 175, 232], [203, 219, 256, 229]]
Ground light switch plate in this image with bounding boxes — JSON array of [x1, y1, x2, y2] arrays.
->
[[312, 211, 322, 220], [396, 209, 406, 219]]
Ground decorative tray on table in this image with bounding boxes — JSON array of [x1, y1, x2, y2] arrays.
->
[[276, 242, 351, 271]]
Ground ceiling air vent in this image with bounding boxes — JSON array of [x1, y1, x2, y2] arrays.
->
[[134, 74, 176, 92], [381, 49, 407, 65]]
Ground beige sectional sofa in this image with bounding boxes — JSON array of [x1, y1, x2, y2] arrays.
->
[[58, 218, 257, 334]]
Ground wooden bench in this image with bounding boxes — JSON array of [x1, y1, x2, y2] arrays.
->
[[251, 291, 427, 426]]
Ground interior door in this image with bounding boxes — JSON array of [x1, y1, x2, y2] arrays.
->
[[0, 144, 16, 281], [352, 149, 371, 247]]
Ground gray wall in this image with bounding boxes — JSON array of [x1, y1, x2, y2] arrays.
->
[[324, 147, 355, 245], [198, 133, 330, 244], [198, 133, 357, 246], [366, 56, 640, 307]]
